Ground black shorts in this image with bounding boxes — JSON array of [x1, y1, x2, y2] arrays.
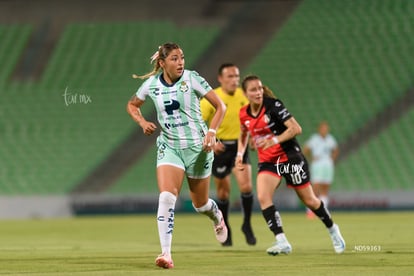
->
[[258, 153, 311, 188], [212, 140, 250, 179]]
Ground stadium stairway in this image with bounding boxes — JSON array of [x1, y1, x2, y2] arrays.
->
[[0, 24, 32, 85]]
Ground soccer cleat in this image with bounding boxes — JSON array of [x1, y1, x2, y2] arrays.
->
[[266, 238, 292, 255], [329, 224, 346, 254], [221, 227, 232, 246], [222, 236, 232, 246], [241, 223, 257, 245], [155, 253, 174, 269], [214, 211, 228, 243]]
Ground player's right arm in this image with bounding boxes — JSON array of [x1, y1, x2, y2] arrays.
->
[[126, 95, 157, 135]]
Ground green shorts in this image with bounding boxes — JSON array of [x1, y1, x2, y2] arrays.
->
[[156, 139, 214, 179], [310, 161, 334, 184]]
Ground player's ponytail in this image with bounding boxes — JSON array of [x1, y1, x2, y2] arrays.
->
[[263, 85, 276, 99], [132, 42, 181, 80], [241, 75, 276, 99]]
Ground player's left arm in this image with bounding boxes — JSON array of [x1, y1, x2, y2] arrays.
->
[[261, 117, 302, 150], [236, 124, 249, 170], [202, 90, 226, 152], [200, 97, 214, 123], [203, 90, 226, 132]]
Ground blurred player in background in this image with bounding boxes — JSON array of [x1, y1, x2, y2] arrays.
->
[[236, 75, 345, 255], [127, 42, 227, 269], [200, 63, 256, 246], [303, 121, 339, 218]]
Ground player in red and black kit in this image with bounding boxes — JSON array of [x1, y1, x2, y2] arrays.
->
[[235, 75, 346, 255]]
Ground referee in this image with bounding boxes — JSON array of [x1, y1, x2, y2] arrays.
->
[[200, 63, 256, 246]]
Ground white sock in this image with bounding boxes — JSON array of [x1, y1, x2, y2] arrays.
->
[[157, 191, 177, 255], [193, 198, 222, 225], [276, 233, 287, 241], [328, 223, 338, 232], [320, 195, 329, 208]]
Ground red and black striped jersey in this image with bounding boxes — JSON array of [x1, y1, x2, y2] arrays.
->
[[239, 96, 302, 163]]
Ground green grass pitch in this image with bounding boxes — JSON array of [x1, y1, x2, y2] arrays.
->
[[0, 211, 412, 275]]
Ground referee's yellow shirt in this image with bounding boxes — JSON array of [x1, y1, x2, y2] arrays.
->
[[200, 87, 248, 140]]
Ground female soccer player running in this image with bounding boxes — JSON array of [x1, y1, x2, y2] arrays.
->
[[235, 75, 345, 255], [126, 42, 227, 269]]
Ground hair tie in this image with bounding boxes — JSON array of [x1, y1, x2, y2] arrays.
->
[[150, 46, 161, 64]]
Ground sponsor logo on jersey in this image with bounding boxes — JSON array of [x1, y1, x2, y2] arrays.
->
[[200, 79, 210, 90], [152, 88, 160, 96], [152, 87, 177, 96], [164, 99, 180, 115], [164, 121, 189, 130], [278, 108, 290, 120]]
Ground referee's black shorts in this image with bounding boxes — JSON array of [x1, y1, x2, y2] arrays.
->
[[212, 140, 250, 179]]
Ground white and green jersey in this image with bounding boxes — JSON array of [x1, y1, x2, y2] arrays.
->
[[136, 70, 213, 148], [305, 133, 337, 165]]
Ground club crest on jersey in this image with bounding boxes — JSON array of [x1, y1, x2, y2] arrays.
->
[[179, 81, 189, 93], [264, 114, 270, 124], [157, 148, 165, 160], [158, 143, 166, 160]]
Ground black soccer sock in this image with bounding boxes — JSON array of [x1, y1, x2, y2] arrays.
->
[[262, 205, 284, 236], [312, 200, 334, 228], [241, 192, 253, 225], [217, 198, 229, 224], [217, 199, 232, 238]]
